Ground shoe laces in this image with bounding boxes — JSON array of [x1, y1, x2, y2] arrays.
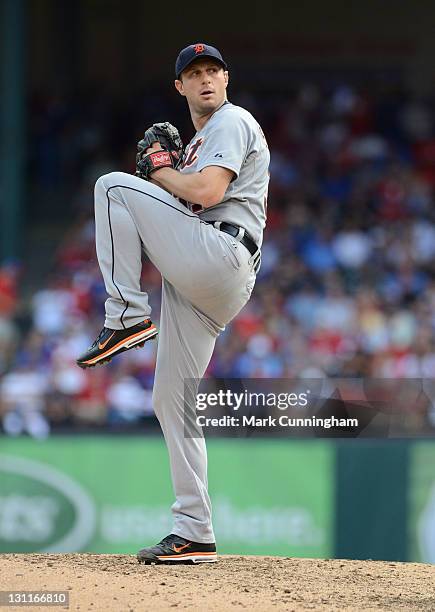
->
[[91, 327, 108, 348], [159, 534, 184, 546]]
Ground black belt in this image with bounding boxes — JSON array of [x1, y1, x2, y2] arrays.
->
[[208, 221, 259, 257]]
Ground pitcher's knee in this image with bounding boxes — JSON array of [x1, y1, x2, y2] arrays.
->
[[152, 385, 186, 422], [94, 171, 129, 195]]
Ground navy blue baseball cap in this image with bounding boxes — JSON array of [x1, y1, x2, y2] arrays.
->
[[175, 43, 227, 79]]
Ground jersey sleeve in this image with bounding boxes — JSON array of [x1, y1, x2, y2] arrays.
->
[[196, 111, 251, 178]]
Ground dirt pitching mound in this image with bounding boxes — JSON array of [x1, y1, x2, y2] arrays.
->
[[1, 554, 434, 611]]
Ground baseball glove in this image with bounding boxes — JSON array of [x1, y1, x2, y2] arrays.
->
[[136, 122, 183, 180]]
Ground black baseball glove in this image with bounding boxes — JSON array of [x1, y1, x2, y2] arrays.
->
[[135, 122, 183, 180]]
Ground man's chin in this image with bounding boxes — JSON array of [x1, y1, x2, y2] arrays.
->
[[198, 99, 223, 115]]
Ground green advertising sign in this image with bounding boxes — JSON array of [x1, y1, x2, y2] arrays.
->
[[0, 437, 334, 557], [409, 442, 435, 563]]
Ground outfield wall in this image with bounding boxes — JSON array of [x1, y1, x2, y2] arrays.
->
[[0, 437, 433, 562]]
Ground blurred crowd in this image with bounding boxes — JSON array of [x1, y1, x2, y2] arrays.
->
[[2, 80, 435, 436]]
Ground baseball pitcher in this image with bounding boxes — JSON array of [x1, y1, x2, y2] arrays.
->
[[76, 43, 270, 563]]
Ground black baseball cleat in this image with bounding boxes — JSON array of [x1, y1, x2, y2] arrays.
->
[[137, 534, 217, 564], [76, 319, 158, 368]]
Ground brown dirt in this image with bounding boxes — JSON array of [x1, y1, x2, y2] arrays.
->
[[1, 554, 435, 611]]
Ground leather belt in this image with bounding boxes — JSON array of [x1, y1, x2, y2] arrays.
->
[[208, 221, 259, 257]]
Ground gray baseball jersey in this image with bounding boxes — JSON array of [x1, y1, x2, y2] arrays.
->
[[179, 101, 270, 247]]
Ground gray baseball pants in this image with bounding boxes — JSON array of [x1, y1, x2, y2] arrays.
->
[[94, 171, 258, 543]]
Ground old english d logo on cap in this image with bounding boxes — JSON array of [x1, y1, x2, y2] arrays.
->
[[194, 44, 205, 54]]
